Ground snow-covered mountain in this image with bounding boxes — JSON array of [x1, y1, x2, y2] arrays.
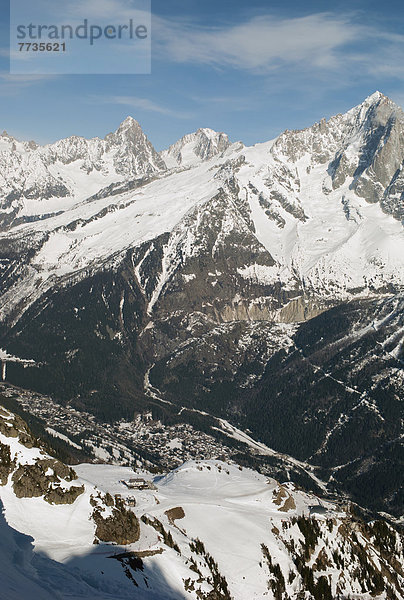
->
[[0, 92, 403, 516], [1, 404, 404, 600], [160, 127, 231, 168], [0, 92, 402, 320], [0, 116, 165, 229]]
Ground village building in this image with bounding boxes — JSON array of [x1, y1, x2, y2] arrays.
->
[[122, 478, 156, 490]]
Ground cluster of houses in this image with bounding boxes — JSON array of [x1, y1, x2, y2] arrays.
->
[[0, 383, 234, 472]]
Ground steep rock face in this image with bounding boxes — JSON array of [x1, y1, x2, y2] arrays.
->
[[382, 163, 404, 221], [0, 441, 13, 484], [271, 91, 404, 221], [133, 182, 297, 322], [104, 116, 166, 176], [328, 93, 404, 210]]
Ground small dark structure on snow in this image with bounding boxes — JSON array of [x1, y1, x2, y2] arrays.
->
[[122, 478, 156, 490], [308, 504, 328, 517]]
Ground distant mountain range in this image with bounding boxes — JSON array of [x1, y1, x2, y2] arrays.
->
[[0, 91, 403, 516]]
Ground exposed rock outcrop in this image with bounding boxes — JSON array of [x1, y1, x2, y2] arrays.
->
[[1, 404, 84, 505], [0, 442, 13, 484], [93, 498, 140, 546], [12, 458, 83, 503]]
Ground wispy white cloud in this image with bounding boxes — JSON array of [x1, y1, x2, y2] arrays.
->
[[150, 11, 404, 85], [96, 95, 193, 119], [153, 13, 365, 72], [30, 1, 368, 75]]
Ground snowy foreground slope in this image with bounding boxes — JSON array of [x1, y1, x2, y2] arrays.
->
[[1, 404, 404, 600], [0, 91, 403, 517]]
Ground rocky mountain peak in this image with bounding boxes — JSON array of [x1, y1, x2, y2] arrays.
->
[[268, 92, 404, 222], [193, 127, 231, 160], [104, 116, 166, 174], [355, 90, 403, 128], [0, 130, 37, 152], [363, 90, 385, 104], [161, 127, 231, 168], [0, 116, 166, 224], [105, 116, 147, 145], [113, 115, 142, 136], [0, 131, 18, 152], [196, 127, 217, 135], [330, 93, 404, 216], [359, 90, 402, 112]]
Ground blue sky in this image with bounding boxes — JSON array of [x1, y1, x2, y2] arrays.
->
[[2, 0, 404, 149]]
